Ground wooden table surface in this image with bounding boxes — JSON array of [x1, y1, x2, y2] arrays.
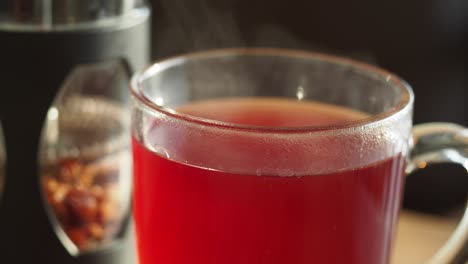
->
[[392, 211, 461, 264]]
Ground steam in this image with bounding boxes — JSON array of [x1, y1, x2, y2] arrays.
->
[[155, 0, 314, 53], [153, 0, 376, 63], [155, 0, 244, 55]]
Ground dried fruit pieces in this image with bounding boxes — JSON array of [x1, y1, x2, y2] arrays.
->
[[42, 155, 127, 251]]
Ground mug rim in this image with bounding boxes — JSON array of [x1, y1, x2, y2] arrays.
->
[[130, 48, 414, 134]]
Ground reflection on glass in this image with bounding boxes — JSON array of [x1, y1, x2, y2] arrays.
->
[[39, 61, 132, 255]]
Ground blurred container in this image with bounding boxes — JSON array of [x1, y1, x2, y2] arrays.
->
[[0, 1, 150, 263]]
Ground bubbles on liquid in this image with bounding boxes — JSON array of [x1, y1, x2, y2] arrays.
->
[[147, 145, 171, 159], [256, 168, 302, 178], [255, 168, 263, 176], [278, 169, 294, 177]]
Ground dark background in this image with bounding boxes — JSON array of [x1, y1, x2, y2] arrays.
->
[[148, 0, 467, 215]]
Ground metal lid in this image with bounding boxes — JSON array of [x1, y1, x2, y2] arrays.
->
[[0, 0, 149, 31]]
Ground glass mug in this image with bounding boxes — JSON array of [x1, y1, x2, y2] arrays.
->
[[130, 49, 467, 264]]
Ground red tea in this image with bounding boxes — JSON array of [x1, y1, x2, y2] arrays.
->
[[133, 98, 405, 264]]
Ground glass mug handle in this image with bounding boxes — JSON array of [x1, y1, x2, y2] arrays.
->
[[407, 122, 468, 264]]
